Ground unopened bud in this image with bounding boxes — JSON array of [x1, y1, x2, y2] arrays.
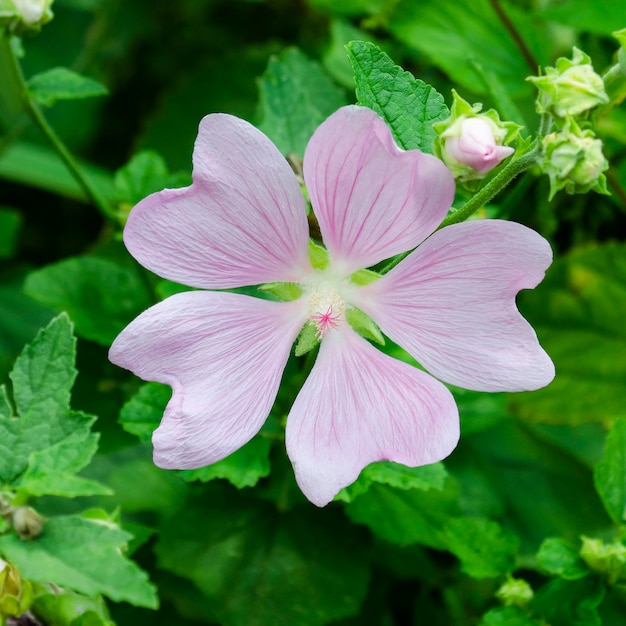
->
[[11, 507, 45, 540], [495, 577, 534, 608], [541, 118, 609, 199], [1, 0, 53, 32], [434, 90, 520, 182], [0, 558, 34, 619], [580, 536, 626, 584], [527, 47, 608, 118]]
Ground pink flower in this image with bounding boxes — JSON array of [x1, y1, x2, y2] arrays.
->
[[109, 105, 554, 507], [445, 117, 515, 176]]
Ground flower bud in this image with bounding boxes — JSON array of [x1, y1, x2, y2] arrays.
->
[[1, 0, 53, 32], [434, 90, 520, 182], [0, 558, 34, 619], [11, 506, 45, 540], [580, 536, 626, 584], [527, 47, 608, 118], [541, 118, 609, 199], [495, 577, 534, 608]]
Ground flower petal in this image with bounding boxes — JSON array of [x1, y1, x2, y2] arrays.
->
[[303, 105, 455, 273], [124, 114, 312, 289], [109, 291, 307, 468], [285, 326, 459, 507], [352, 220, 555, 392]]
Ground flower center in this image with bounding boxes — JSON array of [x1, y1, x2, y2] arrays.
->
[[307, 287, 346, 339]]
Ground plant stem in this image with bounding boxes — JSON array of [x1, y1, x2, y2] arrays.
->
[[0, 30, 115, 218]]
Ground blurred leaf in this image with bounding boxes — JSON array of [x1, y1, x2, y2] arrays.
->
[[346, 40, 448, 153], [0, 514, 158, 609], [33, 589, 114, 626], [538, 0, 626, 35], [515, 243, 626, 424], [594, 417, 626, 524], [480, 606, 543, 626], [0, 207, 21, 259], [0, 141, 115, 204], [28, 67, 108, 107], [346, 479, 460, 548], [387, 0, 537, 99], [0, 314, 94, 484], [537, 538, 590, 580], [323, 20, 369, 88], [156, 486, 370, 626], [531, 577, 605, 626], [442, 517, 519, 579], [119, 381, 171, 444], [24, 255, 153, 345], [305, 0, 386, 17], [257, 47, 347, 157], [337, 461, 447, 502], [114, 151, 190, 207]]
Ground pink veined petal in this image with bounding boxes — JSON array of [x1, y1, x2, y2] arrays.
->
[[285, 326, 460, 507], [123, 114, 312, 289], [351, 220, 555, 392], [303, 105, 456, 274], [109, 291, 308, 468]]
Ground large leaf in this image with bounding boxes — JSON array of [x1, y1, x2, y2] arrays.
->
[[594, 417, 626, 524], [257, 47, 347, 157], [28, 67, 108, 107], [346, 40, 448, 153], [156, 485, 370, 626], [0, 515, 158, 609], [515, 243, 626, 424]]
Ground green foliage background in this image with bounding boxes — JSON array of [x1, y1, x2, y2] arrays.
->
[[1, 0, 626, 625]]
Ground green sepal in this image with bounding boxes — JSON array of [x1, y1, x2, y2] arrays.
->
[[258, 282, 303, 302], [309, 240, 329, 270], [349, 267, 381, 286], [346, 307, 384, 345], [294, 322, 319, 357]]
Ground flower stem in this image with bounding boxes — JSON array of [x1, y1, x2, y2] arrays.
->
[[0, 30, 115, 218]]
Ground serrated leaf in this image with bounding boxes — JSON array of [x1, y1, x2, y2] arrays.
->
[[443, 517, 519, 579], [257, 47, 347, 157], [515, 244, 626, 424], [28, 67, 108, 106], [24, 256, 153, 345], [337, 461, 447, 502], [346, 40, 449, 153], [16, 433, 112, 499], [594, 417, 626, 524], [537, 538, 589, 580], [1, 315, 93, 483], [156, 486, 369, 626], [0, 515, 158, 609]]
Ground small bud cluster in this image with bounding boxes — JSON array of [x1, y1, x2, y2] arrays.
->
[[528, 47, 610, 199], [0, 0, 53, 33], [580, 536, 626, 584], [434, 90, 521, 185]]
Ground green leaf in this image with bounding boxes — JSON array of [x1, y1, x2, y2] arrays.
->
[[536, 538, 589, 580], [443, 517, 519, 579], [16, 433, 113, 499], [345, 307, 384, 345], [337, 461, 447, 502], [156, 486, 369, 626], [539, 0, 626, 35], [480, 607, 543, 626], [0, 314, 93, 484], [0, 515, 158, 609], [257, 47, 347, 157], [386, 0, 539, 99], [28, 67, 108, 106], [515, 244, 626, 424], [114, 151, 189, 206], [346, 480, 460, 548], [180, 436, 271, 489], [346, 40, 448, 153], [594, 417, 626, 524], [0, 207, 21, 259], [33, 589, 114, 626], [24, 256, 153, 345], [119, 382, 171, 444], [531, 577, 604, 626]]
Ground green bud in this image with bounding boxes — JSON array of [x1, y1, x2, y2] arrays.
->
[[434, 90, 521, 183], [0, 558, 34, 619], [495, 577, 534, 608], [11, 506, 45, 540], [540, 117, 609, 200], [0, 0, 54, 33], [527, 47, 608, 118], [580, 536, 626, 584]]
